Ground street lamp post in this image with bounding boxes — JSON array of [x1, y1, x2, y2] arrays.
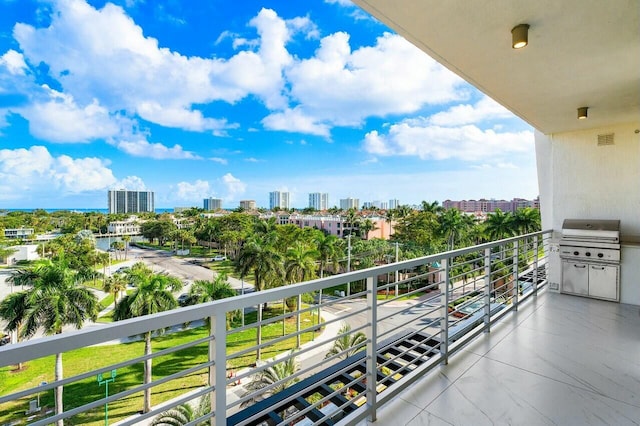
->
[[97, 369, 117, 426]]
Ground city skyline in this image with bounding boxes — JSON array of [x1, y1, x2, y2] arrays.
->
[[0, 0, 537, 209]]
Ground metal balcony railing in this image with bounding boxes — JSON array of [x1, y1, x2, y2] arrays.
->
[[0, 230, 551, 426]]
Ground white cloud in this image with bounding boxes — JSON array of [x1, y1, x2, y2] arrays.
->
[[209, 157, 228, 165], [136, 102, 233, 133], [221, 173, 246, 201], [114, 175, 147, 190], [21, 87, 119, 143], [174, 179, 211, 201], [262, 107, 330, 137], [12, 2, 293, 137], [429, 96, 514, 126], [112, 138, 200, 160], [0, 146, 116, 199], [363, 122, 533, 162], [0, 50, 27, 75], [264, 32, 466, 134]]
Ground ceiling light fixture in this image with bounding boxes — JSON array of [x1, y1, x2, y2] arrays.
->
[[577, 107, 589, 120], [511, 24, 530, 49]]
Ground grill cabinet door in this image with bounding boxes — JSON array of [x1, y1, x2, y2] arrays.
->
[[562, 261, 589, 295], [588, 264, 619, 301]]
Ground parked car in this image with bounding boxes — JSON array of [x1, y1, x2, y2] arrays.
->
[[0, 335, 10, 346], [212, 255, 227, 261]]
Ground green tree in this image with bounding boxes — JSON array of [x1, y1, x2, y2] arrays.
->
[[241, 352, 300, 407], [236, 235, 284, 360], [103, 273, 128, 310], [122, 235, 131, 259], [325, 323, 367, 360], [188, 274, 236, 329], [151, 396, 210, 426], [512, 207, 541, 234], [484, 209, 516, 241], [113, 265, 183, 413], [141, 220, 177, 246], [285, 242, 319, 347], [0, 262, 99, 426], [359, 218, 378, 240], [439, 208, 467, 250]]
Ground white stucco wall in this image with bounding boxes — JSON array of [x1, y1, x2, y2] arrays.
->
[[536, 122, 640, 236], [536, 121, 640, 304]]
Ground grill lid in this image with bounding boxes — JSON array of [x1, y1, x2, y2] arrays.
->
[[561, 219, 620, 242]]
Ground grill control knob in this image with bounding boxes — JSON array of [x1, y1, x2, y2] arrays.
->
[[573, 251, 579, 256], [585, 252, 591, 257], [597, 253, 604, 258]]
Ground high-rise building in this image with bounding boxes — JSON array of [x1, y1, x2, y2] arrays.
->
[[239, 200, 256, 210], [108, 189, 154, 214], [308, 193, 329, 210], [340, 197, 360, 210], [203, 197, 222, 211], [269, 191, 290, 210], [389, 199, 400, 209]]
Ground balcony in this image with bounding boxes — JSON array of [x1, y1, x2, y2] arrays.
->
[[2, 230, 637, 425]]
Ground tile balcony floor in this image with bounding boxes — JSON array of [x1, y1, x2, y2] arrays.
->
[[360, 291, 640, 425]]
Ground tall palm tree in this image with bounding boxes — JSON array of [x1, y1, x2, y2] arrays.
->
[[113, 267, 182, 413], [512, 207, 541, 234], [484, 209, 516, 241], [103, 272, 128, 310], [189, 273, 236, 330], [285, 242, 319, 347], [439, 208, 466, 250], [0, 262, 99, 426], [421, 200, 443, 215], [241, 352, 300, 407], [236, 235, 284, 360], [122, 235, 131, 260], [358, 218, 378, 240], [325, 323, 367, 360]]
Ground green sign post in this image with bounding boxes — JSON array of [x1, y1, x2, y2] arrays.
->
[[97, 369, 117, 426]]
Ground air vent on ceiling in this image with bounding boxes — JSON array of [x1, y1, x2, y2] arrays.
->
[[597, 133, 614, 146]]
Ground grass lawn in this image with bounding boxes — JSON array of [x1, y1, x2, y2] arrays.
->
[[0, 306, 322, 426]]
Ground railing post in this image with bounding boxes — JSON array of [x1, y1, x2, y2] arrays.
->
[[210, 312, 227, 426], [440, 258, 449, 365], [365, 275, 378, 422], [484, 248, 492, 333], [512, 240, 519, 311], [533, 235, 539, 295]]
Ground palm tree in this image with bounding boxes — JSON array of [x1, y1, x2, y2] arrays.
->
[[241, 352, 300, 407], [103, 273, 128, 310], [512, 207, 541, 234], [189, 274, 236, 329], [359, 218, 378, 240], [113, 266, 182, 413], [236, 235, 284, 360], [285, 242, 319, 347], [439, 208, 466, 250], [325, 323, 367, 360], [484, 209, 516, 241], [0, 262, 99, 426], [151, 396, 210, 426], [421, 200, 443, 215], [122, 235, 131, 259], [315, 234, 341, 279]]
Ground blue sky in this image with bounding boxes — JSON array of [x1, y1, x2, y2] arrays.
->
[[0, 0, 537, 209]]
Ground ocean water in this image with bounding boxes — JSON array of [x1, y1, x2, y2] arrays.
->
[[2, 208, 174, 214]]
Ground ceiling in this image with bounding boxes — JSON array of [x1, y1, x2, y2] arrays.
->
[[352, 0, 640, 134]]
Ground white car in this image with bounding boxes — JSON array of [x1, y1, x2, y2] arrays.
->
[[212, 255, 227, 261]]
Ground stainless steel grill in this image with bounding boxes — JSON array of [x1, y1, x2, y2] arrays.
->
[[560, 219, 620, 301]]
